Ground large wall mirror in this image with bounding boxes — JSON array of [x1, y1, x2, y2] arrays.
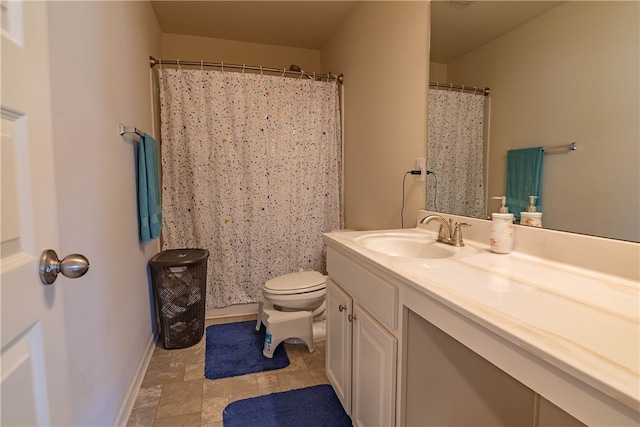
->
[[427, 1, 639, 242]]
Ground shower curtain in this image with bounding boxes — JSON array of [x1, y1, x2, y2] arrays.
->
[[158, 68, 342, 309], [426, 89, 486, 218]]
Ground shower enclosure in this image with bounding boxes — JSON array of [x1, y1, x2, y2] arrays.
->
[[158, 65, 342, 310]]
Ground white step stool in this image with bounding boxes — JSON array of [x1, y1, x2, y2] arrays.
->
[[256, 297, 315, 358]]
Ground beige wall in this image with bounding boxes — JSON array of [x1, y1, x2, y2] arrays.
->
[[162, 33, 321, 73], [429, 62, 447, 83], [322, 1, 429, 230], [446, 1, 639, 241], [47, 2, 162, 425]]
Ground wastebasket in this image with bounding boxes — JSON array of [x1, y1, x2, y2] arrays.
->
[[149, 249, 209, 349]]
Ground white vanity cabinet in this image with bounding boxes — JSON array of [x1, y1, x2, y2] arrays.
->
[[324, 227, 639, 427], [326, 247, 398, 427]]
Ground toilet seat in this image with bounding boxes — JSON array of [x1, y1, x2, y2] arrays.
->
[[264, 271, 326, 295]]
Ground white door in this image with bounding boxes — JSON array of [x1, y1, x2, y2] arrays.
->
[[1, 1, 74, 425]]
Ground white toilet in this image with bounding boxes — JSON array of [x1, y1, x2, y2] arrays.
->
[[256, 271, 327, 358]]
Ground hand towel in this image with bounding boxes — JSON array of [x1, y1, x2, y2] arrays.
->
[[139, 134, 162, 243], [505, 147, 543, 221]]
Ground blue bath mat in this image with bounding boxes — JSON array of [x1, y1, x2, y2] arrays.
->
[[205, 320, 289, 380], [223, 384, 352, 427]]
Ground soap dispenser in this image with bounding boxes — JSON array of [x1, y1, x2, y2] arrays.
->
[[490, 196, 515, 254], [520, 196, 543, 227]]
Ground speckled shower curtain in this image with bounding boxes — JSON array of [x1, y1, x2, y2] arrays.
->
[[158, 69, 342, 309], [426, 89, 486, 218]]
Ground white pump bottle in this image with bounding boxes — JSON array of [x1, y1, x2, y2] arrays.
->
[[490, 196, 514, 254], [520, 195, 543, 227]]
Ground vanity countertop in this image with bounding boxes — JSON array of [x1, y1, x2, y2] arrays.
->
[[324, 227, 640, 414]]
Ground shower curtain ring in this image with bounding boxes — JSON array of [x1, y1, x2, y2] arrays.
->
[[282, 68, 286, 78], [242, 64, 245, 74], [177, 59, 181, 69], [449, 83, 453, 91], [313, 72, 316, 81], [221, 62, 224, 72], [259, 66, 263, 75], [461, 85, 465, 93], [201, 61, 204, 71], [435, 82, 439, 89]]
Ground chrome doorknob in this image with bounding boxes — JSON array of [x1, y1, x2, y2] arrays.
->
[[39, 249, 90, 285]]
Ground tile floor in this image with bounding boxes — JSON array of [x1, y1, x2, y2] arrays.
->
[[127, 315, 329, 427]]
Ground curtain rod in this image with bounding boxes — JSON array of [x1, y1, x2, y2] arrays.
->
[[149, 56, 343, 84], [429, 81, 490, 96]]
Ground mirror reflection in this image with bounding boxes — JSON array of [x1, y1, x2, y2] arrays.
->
[[427, 1, 639, 242]]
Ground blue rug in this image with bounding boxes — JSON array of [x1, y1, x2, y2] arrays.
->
[[205, 320, 289, 380], [223, 384, 352, 427]]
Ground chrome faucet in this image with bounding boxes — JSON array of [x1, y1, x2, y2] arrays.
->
[[419, 215, 470, 247]]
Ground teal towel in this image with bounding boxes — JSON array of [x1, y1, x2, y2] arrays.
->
[[139, 134, 162, 243], [506, 147, 543, 221]]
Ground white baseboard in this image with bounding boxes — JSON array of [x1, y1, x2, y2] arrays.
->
[[113, 331, 158, 426], [206, 303, 258, 318]]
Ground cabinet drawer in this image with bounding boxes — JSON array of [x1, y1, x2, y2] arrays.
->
[[327, 248, 398, 330]]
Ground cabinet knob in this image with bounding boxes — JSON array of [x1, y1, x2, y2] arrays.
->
[[339, 304, 346, 312], [348, 313, 357, 322]]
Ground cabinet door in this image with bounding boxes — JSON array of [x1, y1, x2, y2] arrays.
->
[[326, 278, 352, 413], [352, 303, 397, 427]]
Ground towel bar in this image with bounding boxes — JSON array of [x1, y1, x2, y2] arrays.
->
[[543, 142, 576, 152], [119, 123, 144, 137]]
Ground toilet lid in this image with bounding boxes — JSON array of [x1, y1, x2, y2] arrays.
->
[[264, 271, 326, 294]]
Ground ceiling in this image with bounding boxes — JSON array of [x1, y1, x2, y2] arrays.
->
[[150, 1, 359, 50], [430, 1, 563, 63], [150, 1, 564, 63]]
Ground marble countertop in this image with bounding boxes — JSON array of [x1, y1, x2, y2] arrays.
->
[[324, 227, 640, 412]]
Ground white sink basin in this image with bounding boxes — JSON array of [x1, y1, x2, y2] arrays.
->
[[354, 232, 456, 259]]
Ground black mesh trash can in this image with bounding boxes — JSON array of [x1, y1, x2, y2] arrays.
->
[[149, 249, 209, 349]]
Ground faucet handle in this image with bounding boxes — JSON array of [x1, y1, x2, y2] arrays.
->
[[452, 222, 471, 246]]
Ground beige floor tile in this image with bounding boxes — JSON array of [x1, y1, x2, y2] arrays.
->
[[133, 384, 163, 409], [200, 396, 229, 424], [227, 386, 280, 404], [283, 342, 305, 358], [171, 345, 205, 367], [142, 364, 185, 387], [153, 412, 201, 427], [276, 370, 316, 392], [127, 406, 157, 427], [283, 356, 307, 372], [155, 379, 204, 419], [184, 363, 205, 381], [310, 368, 330, 385], [255, 372, 279, 390], [202, 374, 258, 398], [148, 349, 173, 368]]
